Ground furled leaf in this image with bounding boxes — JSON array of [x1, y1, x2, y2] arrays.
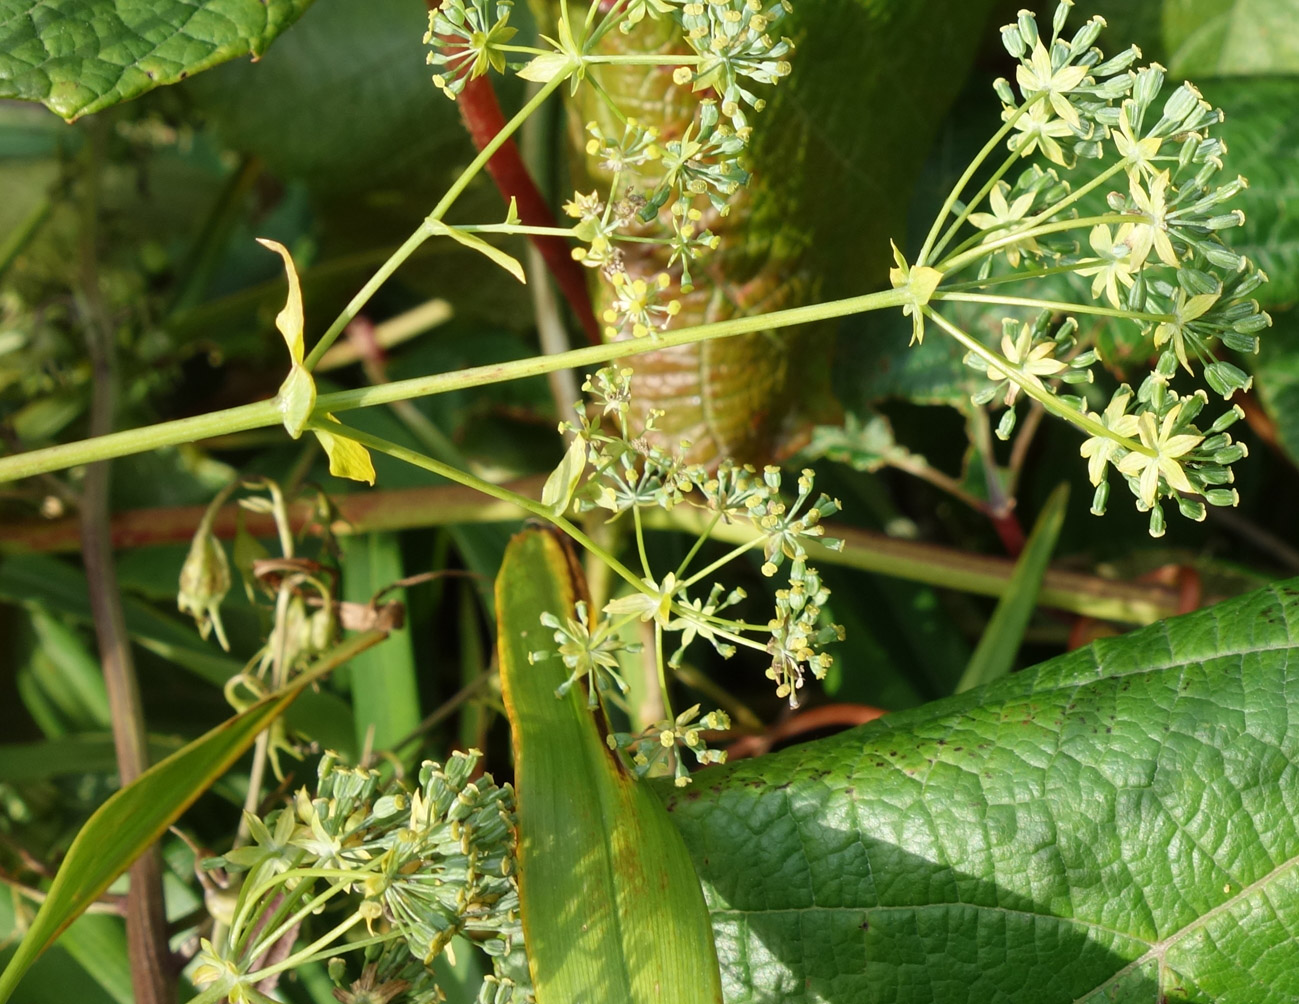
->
[[955, 483, 1068, 692], [312, 414, 377, 484], [1165, 0, 1299, 77], [0, 630, 386, 1003], [539, 433, 585, 516], [257, 237, 315, 438], [661, 579, 1299, 1002], [0, 0, 315, 121], [496, 529, 722, 1004]]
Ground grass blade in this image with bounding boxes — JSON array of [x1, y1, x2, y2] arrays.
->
[[956, 483, 1069, 693], [496, 529, 722, 1004], [0, 630, 387, 1004]]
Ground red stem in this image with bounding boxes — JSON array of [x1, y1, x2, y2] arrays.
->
[[455, 75, 601, 344]]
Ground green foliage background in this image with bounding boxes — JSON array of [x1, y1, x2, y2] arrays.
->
[[1, 0, 1298, 1001]]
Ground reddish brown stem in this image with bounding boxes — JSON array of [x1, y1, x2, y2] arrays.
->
[[455, 75, 601, 345]]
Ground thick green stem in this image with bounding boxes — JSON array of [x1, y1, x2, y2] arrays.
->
[[0, 287, 909, 485]]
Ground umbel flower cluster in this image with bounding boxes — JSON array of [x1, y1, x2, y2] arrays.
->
[[425, 0, 794, 339], [894, 0, 1269, 537], [530, 366, 845, 784], [192, 751, 530, 1004]]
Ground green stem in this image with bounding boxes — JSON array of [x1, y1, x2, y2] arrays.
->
[[677, 537, 761, 591], [939, 260, 1100, 292], [928, 135, 1034, 263], [302, 72, 571, 370], [923, 306, 1152, 456], [673, 510, 723, 581], [932, 290, 1172, 324], [0, 287, 910, 484], [917, 97, 1041, 267], [309, 417, 647, 595], [937, 213, 1133, 275]]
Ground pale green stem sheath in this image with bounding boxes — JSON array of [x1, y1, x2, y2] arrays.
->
[[917, 96, 1043, 266], [932, 290, 1173, 324], [308, 417, 649, 596], [937, 213, 1134, 275], [0, 287, 910, 484], [302, 72, 572, 370], [923, 307, 1153, 457]]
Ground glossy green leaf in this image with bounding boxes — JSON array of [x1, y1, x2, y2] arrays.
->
[[956, 483, 1068, 693], [0, 630, 386, 1004], [0, 0, 315, 121], [496, 529, 722, 1004], [340, 532, 419, 755], [1166, 0, 1299, 77], [662, 579, 1299, 1002]]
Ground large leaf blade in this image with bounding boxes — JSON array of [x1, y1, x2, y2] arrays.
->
[[0, 0, 315, 120], [661, 579, 1299, 1002], [497, 529, 721, 1004]]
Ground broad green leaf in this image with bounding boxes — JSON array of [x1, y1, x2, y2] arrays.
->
[[0, 630, 386, 1004], [1207, 78, 1299, 309], [257, 237, 315, 439], [662, 579, 1299, 1003], [496, 529, 722, 1004], [0, 0, 315, 121], [432, 223, 527, 284], [312, 414, 377, 484], [340, 532, 419, 755], [955, 483, 1068, 693], [1166, 0, 1299, 77], [539, 433, 586, 516]]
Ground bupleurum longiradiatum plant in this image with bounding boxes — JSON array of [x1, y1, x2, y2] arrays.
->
[[417, 0, 1271, 787], [891, 1, 1269, 537], [190, 751, 529, 1004]]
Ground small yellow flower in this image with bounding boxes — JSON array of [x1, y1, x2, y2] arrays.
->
[[1079, 387, 1141, 486], [1127, 170, 1179, 268], [1006, 101, 1075, 166], [1115, 403, 1204, 508], [968, 181, 1039, 267], [1076, 223, 1138, 309], [1015, 40, 1089, 130], [989, 321, 1067, 404]]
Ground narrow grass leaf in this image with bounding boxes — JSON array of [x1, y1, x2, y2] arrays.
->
[[496, 529, 722, 1004], [956, 482, 1068, 693], [341, 533, 419, 755], [0, 630, 386, 1004]]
